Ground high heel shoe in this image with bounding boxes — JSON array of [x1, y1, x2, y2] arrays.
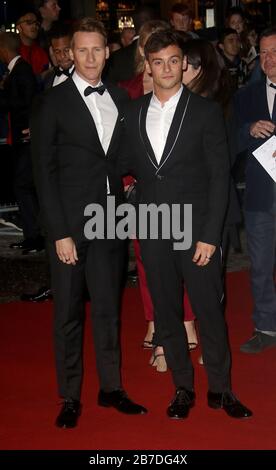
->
[[149, 350, 167, 372]]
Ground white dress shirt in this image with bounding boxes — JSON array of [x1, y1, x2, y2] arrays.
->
[[72, 71, 118, 154], [146, 85, 183, 164], [53, 65, 75, 87], [266, 78, 276, 119], [72, 71, 118, 193]]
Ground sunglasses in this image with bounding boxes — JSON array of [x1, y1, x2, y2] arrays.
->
[[17, 20, 40, 27]]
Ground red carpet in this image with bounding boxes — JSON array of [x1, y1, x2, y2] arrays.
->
[[0, 271, 275, 450]]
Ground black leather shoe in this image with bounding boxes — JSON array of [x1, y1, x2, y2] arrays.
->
[[167, 387, 195, 419], [207, 391, 252, 419], [10, 237, 44, 254], [240, 331, 276, 354], [10, 239, 30, 249], [98, 389, 147, 415], [22, 236, 44, 255], [55, 399, 81, 428], [21, 287, 52, 302]]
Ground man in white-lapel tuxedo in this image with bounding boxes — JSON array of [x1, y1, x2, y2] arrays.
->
[[31, 18, 147, 428], [122, 29, 252, 419]]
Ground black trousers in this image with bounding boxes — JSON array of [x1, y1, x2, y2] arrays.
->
[[13, 143, 40, 240], [140, 238, 231, 393], [48, 237, 126, 401]]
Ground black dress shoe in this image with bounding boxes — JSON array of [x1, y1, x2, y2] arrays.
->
[[55, 399, 81, 428], [207, 391, 252, 419], [10, 237, 44, 254], [21, 287, 52, 302], [240, 331, 276, 354], [22, 236, 45, 255], [98, 389, 147, 414], [167, 387, 195, 419], [10, 239, 30, 249]]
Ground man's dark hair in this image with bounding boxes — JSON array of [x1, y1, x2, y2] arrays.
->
[[170, 3, 193, 19], [144, 29, 183, 60], [260, 27, 276, 41], [16, 6, 37, 25], [49, 21, 72, 43], [225, 6, 245, 21], [33, 0, 48, 9], [218, 27, 238, 44]]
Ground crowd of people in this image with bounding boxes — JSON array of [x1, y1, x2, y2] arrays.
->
[[1, 1, 276, 429]]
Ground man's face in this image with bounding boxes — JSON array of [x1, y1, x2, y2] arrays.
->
[[260, 35, 276, 82], [228, 14, 244, 34], [70, 31, 109, 85], [171, 13, 192, 32], [17, 13, 40, 41], [146, 45, 185, 92], [40, 0, 61, 22], [52, 36, 73, 70], [221, 33, 241, 58]]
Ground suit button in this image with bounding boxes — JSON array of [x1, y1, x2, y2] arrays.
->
[[156, 174, 164, 180]]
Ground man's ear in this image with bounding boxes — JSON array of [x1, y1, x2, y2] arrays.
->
[[218, 43, 224, 52], [182, 55, 188, 71], [105, 46, 110, 60], [69, 48, 74, 61]]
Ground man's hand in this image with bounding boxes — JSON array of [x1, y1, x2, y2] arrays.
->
[[192, 241, 216, 266], [250, 120, 275, 139], [55, 237, 78, 265], [273, 150, 276, 158]]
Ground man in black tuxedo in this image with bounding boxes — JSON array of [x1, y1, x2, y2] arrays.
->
[[31, 18, 147, 428], [21, 22, 74, 302], [235, 28, 276, 354], [122, 30, 252, 419], [43, 22, 74, 90], [0, 31, 43, 254]]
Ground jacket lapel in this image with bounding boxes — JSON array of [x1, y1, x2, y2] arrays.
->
[[139, 92, 159, 169], [260, 78, 272, 121], [66, 78, 105, 156], [158, 87, 191, 167], [105, 85, 125, 157]]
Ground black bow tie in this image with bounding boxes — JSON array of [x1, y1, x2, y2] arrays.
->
[[84, 85, 106, 96], [270, 83, 276, 90], [55, 67, 72, 77]]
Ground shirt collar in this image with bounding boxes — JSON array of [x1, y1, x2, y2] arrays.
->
[[267, 77, 276, 88], [152, 84, 183, 109], [8, 55, 21, 73], [72, 71, 103, 96]]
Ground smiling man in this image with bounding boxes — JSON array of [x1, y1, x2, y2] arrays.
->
[[122, 29, 252, 420], [235, 28, 276, 355], [31, 18, 147, 428]]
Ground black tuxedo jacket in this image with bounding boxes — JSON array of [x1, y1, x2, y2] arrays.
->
[[31, 77, 128, 242], [42, 68, 56, 90], [0, 58, 37, 144], [234, 78, 275, 211], [42, 67, 75, 90], [122, 87, 229, 246]]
